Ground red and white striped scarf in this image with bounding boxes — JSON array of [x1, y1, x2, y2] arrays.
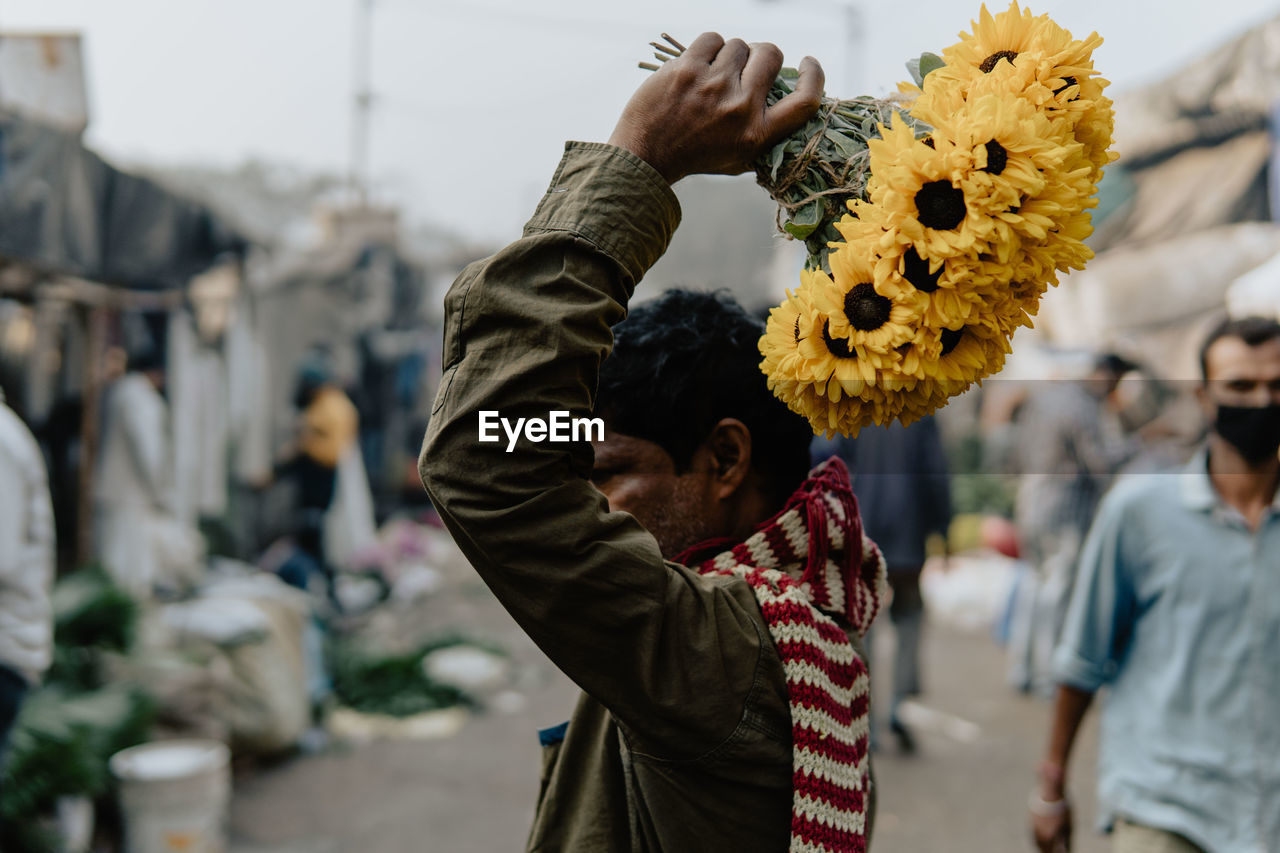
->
[[677, 456, 887, 853]]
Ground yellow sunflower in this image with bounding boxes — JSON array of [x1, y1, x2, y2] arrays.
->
[[865, 120, 1015, 260], [988, 276, 1052, 335], [777, 367, 904, 439], [1042, 209, 1096, 273], [817, 245, 922, 358], [759, 286, 813, 382], [871, 241, 1009, 331], [891, 379, 953, 426], [915, 3, 1114, 166], [909, 320, 1012, 393], [917, 88, 1079, 184], [1068, 95, 1117, 181], [987, 159, 1094, 270], [830, 199, 895, 253], [759, 286, 846, 434], [917, 54, 1113, 173], [758, 265, 960, 437], [950, 3, 1074, 70], [780, 268, 881, 391], [931, 2, 1102, 90]]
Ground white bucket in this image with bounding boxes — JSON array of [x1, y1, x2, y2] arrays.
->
[[110, 740, 231, 853]]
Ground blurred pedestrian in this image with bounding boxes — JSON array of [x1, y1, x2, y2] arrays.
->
[[1029, 316, 1280, 853], [94, 350, 203, 598], [814, 416, 952, 753], [273, 355, 358, 598], [0, 387, 54, 776], [1007, 353, 1137, 697]]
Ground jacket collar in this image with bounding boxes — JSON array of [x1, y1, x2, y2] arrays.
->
[[1180, 445, 1280, 513]]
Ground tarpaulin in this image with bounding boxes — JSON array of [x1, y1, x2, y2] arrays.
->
[[0, 110, 245, 290]]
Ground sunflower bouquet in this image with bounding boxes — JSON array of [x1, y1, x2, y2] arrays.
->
[[650, 2, 1114, 436]]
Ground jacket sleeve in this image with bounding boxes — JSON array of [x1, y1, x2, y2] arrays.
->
[[1050, 484, 1136, 692], [418, 143, 777, 758]]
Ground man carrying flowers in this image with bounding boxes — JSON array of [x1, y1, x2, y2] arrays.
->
[[419, 35, 889, 853]]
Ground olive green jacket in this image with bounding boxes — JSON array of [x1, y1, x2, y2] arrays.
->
[[419, 142, 870, 852]]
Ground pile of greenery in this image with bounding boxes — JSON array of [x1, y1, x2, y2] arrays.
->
[[330, 635, 496, 719], [0, 569, 153, 852], [948, 431, 1017, 519], [46, 568, 138, 691]]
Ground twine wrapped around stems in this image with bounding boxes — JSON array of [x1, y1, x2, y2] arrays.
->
[[641, 35, 928, 270]]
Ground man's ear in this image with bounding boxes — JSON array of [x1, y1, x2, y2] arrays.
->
[[704, 418, 753, 498]]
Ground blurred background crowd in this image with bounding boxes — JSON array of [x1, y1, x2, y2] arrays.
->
[[0, 1, 1279, 851]]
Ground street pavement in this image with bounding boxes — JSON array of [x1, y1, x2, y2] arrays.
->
[[230, 552, 1107, 853]]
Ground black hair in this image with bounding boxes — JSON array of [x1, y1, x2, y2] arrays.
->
[[128, 347, 165, 374], [1198, 315, 1280, 382], [1094, 352, 1137, 377], [595, 288, 814, 506]]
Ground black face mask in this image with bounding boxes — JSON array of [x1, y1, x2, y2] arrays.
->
[[1214, 403, 1280, 464]]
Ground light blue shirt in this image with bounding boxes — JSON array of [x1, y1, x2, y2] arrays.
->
[[1053, 448, 1280, 853]]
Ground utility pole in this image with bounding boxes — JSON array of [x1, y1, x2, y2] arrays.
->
[[841, 1, 864, 95], [349, 0, 375, 208]]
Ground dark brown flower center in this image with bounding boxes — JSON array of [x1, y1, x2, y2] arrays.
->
[[793, 316, 801, 344], [980, 50, 1018, 73], [915, 181, 967, 230], [981, 140, 1008, 175], [844, 283, 892, 332], [902, 248, 941, 292], [940, 327, 965, 356], [822, 320, 856, 358]]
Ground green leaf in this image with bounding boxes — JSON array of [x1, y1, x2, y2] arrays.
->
[[767, 142, 787, 181], [824, 128, 863, 161], [905, 57, 924, 88], [784, 202, 822, 240], [918, 52, 945, 81]]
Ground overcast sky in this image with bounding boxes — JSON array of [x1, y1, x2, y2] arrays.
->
[[2, 0, 1277, 242]]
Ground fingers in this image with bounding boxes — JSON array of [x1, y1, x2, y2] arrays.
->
[[763, 55, 825, 141], [684, 31, 726, 64], [740, 42, 784, 97], [790, 55, 826, 110], [711, 37, 750, 74]]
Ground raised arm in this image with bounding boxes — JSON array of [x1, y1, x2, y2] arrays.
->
[[418, 37, 822, 754]]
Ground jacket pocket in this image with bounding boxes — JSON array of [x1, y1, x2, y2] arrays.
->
[[534, 722, 568, 812]]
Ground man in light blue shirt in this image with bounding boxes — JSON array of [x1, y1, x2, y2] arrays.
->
[[1030, 316, 1280, 853]]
